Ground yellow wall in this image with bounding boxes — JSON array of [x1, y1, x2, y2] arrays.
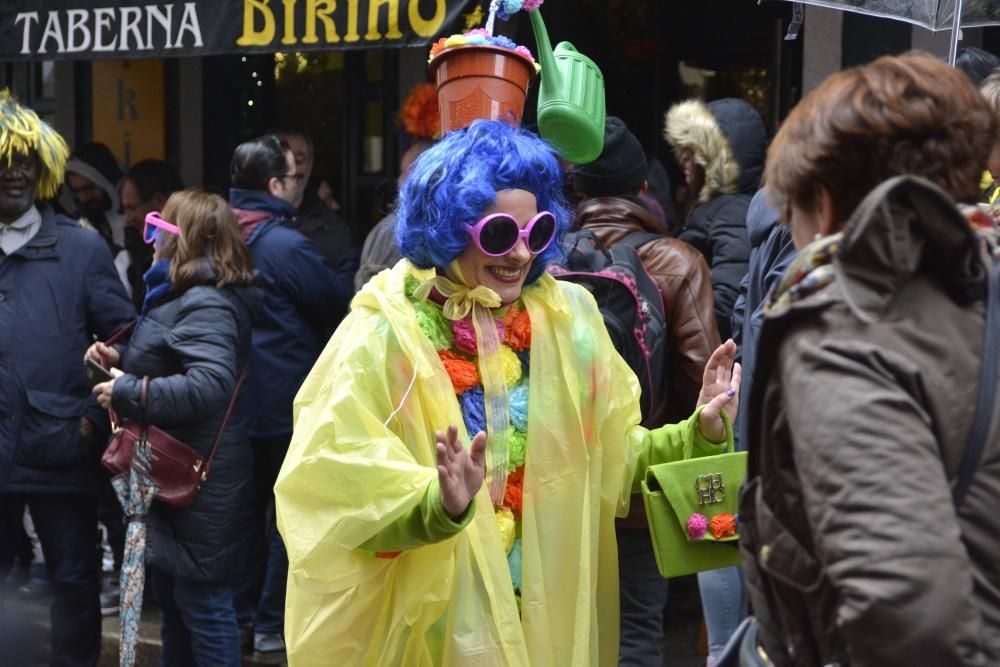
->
[[91, 59, 165, 167]]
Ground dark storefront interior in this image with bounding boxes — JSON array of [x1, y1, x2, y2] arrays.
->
[[195, 0, 802, 243], [2, 1, 801, 244]]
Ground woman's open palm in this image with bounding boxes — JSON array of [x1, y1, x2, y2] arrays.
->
[[697, 339, 742, 442], [436, 425, 487, 519]]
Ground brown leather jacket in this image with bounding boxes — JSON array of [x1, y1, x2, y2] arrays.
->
[[577, 196, 720, 425], [741, 177, 1000, 666], [577, 196, 721, 528]]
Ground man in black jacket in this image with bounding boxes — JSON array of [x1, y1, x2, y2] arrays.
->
[[0, 91, 135, 667], [275, 128, 356, 270]]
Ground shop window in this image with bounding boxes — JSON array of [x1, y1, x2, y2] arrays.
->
[[678, 62, 771, 125], [1, 61, 57, 124], [273, 48, 399, 242]]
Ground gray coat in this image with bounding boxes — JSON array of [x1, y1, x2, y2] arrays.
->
[[740, 177, 1000, 666]]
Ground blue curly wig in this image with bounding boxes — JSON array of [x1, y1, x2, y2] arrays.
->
[[396, 119, 570, 285]]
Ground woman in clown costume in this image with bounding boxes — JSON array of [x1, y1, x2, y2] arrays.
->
[[275, 120, 740, 666]]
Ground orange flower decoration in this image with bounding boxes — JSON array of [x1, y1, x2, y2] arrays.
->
[[500, 304, 520, 329], [400, 83, 440, 139], [503, 306, 532, 351], [503, 465, 525, 519], [439, 349, 480, 394], [709, 513, 737, 539], [429, 37, 448, 58]]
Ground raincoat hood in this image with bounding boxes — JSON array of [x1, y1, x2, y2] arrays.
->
[[664, 98, 768, 202], [66, 142, 123, 214], [275, 259, 646, 666]]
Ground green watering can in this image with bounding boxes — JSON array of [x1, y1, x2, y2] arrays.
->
[[529, 9, 606, 164]]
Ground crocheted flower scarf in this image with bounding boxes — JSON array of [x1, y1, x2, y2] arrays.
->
[[405, 273, 531, 597]]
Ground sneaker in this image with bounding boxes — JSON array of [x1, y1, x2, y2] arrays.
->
[[254, 632, 286, 654], [100, 576, 120, 616]]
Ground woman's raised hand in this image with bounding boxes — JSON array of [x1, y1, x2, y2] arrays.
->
[[436, 425, 487, 520], [696, 339, 742, 443]]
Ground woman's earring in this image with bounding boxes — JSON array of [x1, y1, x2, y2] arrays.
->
[[813, 232, 822, 241]]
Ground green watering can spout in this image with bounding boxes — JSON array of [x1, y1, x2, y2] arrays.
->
[[528, 9, 606, 164], [529, 9, 563, 97]]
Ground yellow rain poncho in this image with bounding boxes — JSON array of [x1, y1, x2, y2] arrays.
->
[[275, 260, 727, 666]]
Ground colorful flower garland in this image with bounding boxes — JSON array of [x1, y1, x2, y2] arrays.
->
[[406, 274, 531, 595], [428, 28, 540, 72]]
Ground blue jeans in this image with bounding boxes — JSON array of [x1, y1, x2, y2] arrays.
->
[[698, 566, 748, 661], [151, 569, 241, 667], [1, 493, 101, 667], [254, 527, 287, 634], [617, 528, 668, 667]]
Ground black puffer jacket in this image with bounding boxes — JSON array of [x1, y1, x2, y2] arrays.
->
[[111, 280, 260, 584], [664, 98, 767, 339]]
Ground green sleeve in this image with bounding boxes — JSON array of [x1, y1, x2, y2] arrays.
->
[[359, 480, 477, 553], [630, 407, 733, 494]]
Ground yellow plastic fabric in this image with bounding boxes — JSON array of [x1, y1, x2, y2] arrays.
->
[[275, 260, 648, 666]]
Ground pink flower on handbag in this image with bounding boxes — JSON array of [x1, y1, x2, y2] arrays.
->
[[687, 513, 708, 540]]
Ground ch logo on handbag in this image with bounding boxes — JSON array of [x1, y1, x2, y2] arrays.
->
[[695, 473, 725, 505]]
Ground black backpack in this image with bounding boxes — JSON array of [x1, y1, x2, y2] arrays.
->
[[548, 229, 668, 424]]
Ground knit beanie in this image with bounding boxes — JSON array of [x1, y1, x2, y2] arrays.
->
[[572, 116, 647, 197]]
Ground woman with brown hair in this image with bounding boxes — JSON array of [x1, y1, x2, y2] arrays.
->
[[739, 51, 1000, 665], [87, 190, 260, 666]]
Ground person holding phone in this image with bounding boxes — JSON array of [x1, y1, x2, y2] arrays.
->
[[86, 191, 260, 666]]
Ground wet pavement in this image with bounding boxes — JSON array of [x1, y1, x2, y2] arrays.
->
[[3, 578, 706, 667]]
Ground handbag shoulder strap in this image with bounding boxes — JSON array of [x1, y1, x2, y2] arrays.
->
[[203, 371, 247, 476], [953, 263, 1000, 510], [105, 319, 137, 347]]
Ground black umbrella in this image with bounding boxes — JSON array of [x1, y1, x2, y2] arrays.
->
[[769, 0, 1000, 63]]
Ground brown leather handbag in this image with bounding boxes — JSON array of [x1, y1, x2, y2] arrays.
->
[[101, 373, 245, 509]]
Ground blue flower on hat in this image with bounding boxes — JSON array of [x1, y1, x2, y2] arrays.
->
[[497, 0, 524, 20]]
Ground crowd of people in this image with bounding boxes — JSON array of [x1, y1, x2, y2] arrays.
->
[[1, 44, 1000, 667]]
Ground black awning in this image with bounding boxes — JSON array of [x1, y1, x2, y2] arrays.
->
[[1, 0, 478, 61]]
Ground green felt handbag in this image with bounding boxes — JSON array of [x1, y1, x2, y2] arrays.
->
[[640, 448, 747, 578]]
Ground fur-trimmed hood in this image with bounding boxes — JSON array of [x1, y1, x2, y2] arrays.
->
[[664, 98, 768, 203]]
